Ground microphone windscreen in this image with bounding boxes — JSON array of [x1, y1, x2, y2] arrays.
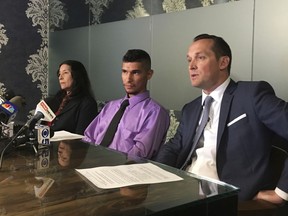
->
[[9, 96, 26, 110]]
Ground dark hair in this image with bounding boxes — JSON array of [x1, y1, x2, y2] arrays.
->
[[56, 139, 89, 169], [194, 34, 232, 74], [122, 49, 151, 71], [57, 60, 94, 98]]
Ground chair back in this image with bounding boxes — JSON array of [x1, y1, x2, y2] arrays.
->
[[238, 143, 288, 216]]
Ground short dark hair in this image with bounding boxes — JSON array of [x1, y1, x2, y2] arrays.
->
[[57, 60, 94, 97], [122, 49, 151, 70], [194, 34, 232, 73]]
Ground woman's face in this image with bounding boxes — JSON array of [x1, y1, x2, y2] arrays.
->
[[57, 141, 72, 167], [58, 64, 74, 92]]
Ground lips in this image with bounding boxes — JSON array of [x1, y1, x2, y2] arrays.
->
[[124, 84, 134, 89]]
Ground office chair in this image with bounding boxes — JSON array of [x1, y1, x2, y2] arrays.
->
[[238, 142, 288, 216]]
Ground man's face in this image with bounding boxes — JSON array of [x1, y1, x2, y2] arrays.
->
[[186, 39, 229, 94], [122, 62, 153, 97]]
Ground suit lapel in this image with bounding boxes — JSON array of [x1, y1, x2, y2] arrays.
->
[[217, 80, 237, 148], [186, 98, 203, 149]]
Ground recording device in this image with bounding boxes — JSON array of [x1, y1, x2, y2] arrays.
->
[[0, 95, 18, 124], [36, 145, 50, 170], [0, 100, 56, 169]]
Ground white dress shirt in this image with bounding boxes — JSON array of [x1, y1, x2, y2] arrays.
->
[[187, 78, 230, 180]]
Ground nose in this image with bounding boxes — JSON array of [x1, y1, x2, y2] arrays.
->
[[126, 73, 133, 82], [58, 74, 63, 80], [189, 59, 197, 71]]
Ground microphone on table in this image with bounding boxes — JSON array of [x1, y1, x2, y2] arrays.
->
[[0, 100, 56, 169]]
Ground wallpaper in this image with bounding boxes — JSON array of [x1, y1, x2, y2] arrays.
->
[[50, 0, 238, 31], [0, 0, 48, 122], [0, 0, 237, 123]]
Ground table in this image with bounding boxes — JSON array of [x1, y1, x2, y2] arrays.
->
[[0, 139, 239, 215]]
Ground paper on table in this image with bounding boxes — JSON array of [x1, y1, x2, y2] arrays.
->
[[50, 130, 84, 142], [75, 163, 183, 189]]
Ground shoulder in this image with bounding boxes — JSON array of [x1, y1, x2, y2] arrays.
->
[[99, 99, 122, 112], [104, 98, 122, 107], [182, 96, 202, 111], [235, 80, 275, 94], [70, 95, 98, 110], [143, 98, 169, 114]]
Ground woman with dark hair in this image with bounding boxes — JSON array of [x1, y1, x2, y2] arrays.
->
[[45, 60, 98, 135]]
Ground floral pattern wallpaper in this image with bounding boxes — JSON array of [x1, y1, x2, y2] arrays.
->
[[50, 0, 238, 31], [0, 0, 237, 124], [0, 0, 48, 122]]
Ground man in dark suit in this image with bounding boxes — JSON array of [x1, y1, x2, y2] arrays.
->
[[155, 34, 288, 204]]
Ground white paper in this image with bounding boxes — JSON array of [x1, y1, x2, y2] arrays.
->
[[50, 130, 84, 141], [76, 163, 183, 189]]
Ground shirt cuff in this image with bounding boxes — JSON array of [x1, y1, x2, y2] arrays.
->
[[275, 187, 288, 201]]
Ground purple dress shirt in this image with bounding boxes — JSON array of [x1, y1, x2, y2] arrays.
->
[[83, 91, 170, 159]]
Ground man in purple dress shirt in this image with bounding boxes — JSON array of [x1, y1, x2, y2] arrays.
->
[[83, 49, 170, 159]]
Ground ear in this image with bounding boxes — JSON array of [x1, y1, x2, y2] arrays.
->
[[219, 56, 230, 70], [147, 69, 154, 80]]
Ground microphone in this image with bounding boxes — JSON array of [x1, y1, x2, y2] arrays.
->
[[27, 111, 45, 131], [25, 100, 56, 131], [34, 100, 56, 122], [0, 100, 56, 169], [0, 95, 18, 124], [9, 95, 26, 110]]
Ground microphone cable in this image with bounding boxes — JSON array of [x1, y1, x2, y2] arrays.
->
[[0, 118, 33, 169]]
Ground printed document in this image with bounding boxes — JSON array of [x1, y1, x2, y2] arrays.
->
[[50, 130, 84, 141], [76, 163, 183, 189]]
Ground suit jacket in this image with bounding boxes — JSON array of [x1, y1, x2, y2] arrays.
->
[[45, 94, 98, 135], [155, 79, 288, 200]]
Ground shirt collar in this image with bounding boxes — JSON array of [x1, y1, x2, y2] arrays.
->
[[123, 90, 150, 107], [201, 77, 231, 105]]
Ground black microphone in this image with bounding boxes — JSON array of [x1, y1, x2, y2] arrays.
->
[[0, 101, 56, 169], [27, 111, 45, 131], [9, 95, 26, 110]]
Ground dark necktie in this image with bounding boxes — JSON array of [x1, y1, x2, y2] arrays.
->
[[180, 96, 213, 170], [100, 99, 129, 147]]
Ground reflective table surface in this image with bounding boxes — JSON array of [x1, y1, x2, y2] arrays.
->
[[0, 139, 239, 215]]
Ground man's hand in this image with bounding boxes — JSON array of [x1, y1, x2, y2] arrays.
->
[[254, 190, 285, 205]]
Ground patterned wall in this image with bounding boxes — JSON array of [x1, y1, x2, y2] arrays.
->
[[0, 0, 48, 122], [0, 0, 237, 123], [50, 0, 238, 31]]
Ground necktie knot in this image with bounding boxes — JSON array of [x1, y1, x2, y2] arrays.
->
[[120, 99, 129, 109], [204, 96, 213, 108]]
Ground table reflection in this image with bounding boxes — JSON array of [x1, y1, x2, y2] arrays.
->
[[0, 139, 238, 215], [56, 139, 89, 168]]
